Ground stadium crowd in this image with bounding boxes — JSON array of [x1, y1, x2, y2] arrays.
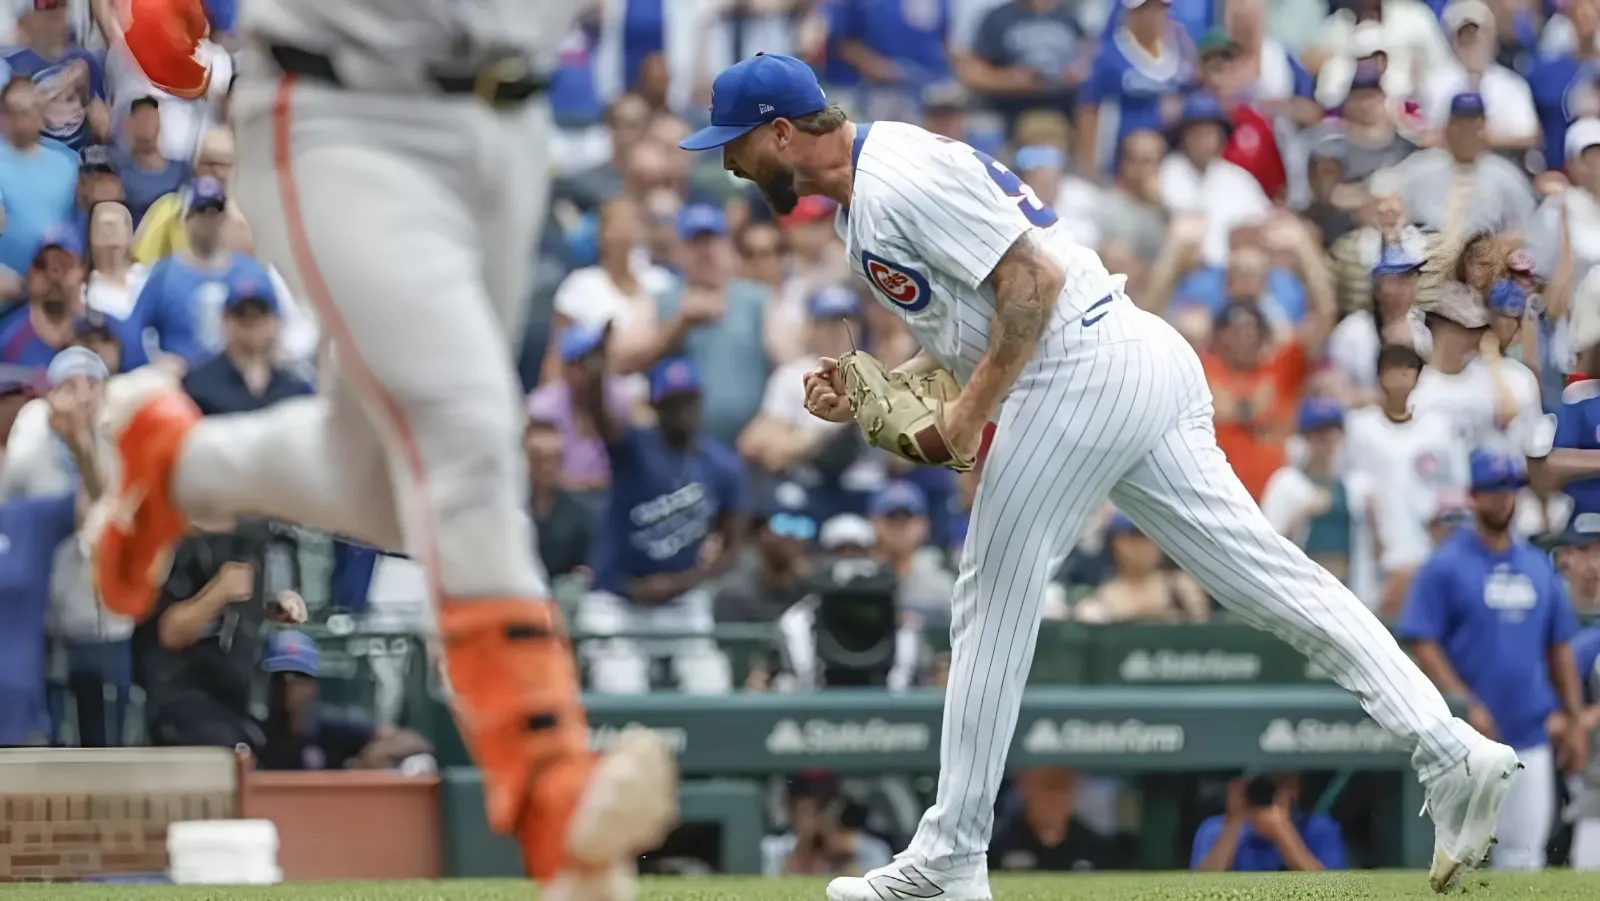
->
[[5, 0, 1600, 881]]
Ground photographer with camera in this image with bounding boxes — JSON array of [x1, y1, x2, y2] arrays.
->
[[760, 772, 892, 878], [1190, 772, 1348, 872], [133, 519, 308, 751]]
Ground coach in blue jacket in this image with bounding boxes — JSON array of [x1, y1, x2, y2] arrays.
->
[[1400, 449, 1587, 871]]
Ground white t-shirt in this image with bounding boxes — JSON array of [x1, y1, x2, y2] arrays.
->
[[1326, 311, 1381, 393], [1344, 406, 1468, 572], [551, 261, 674, 328], [759, 356, 849, 439], [1410, 357, 1544, 458], [105, 42, 234, 163], [1420, 63, 1539, 145], [1156, 156, 1270, 268], [84, 264, 150, 320]]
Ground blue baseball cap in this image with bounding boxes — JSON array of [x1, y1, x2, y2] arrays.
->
[[1297, 397, 1345, 433], [808, 285, 859, 319], [262, 630, 319, 677], [558, 320, 607, 363], [34, 224, 82, 262], [676, 203, 728, 240], [650, 357, 701, 404], [47, 346, 108, 387], [1176, 92, 1231, 132], [1106, 511, 1140, 537], [224, 272, 279, 316], [869, 480, 928, 517], [1371, 244, 1422, 278], [1449, 92, 1486, 119], [1488, 279, 1527, 318], [185, 176, 227, 214], [678, 53, 829, 152], [1468, 448, 1525, 493], [1552, 511, 1600, 548]]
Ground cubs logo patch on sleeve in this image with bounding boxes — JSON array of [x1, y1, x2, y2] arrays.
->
[[862, 251, 932, 313]]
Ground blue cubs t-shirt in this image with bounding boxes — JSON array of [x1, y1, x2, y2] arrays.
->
[[590, 426, 747, 600], [0, 493, 78, 745], [2, 46, 105, 152], [1555, 379, 1600, 516], [1081, 22, 1198, 175], [1399, 528, 1579, 751], [122, 253, 277, 370], [829, 0, 952, 87], [1527, 54, 1597, 171]]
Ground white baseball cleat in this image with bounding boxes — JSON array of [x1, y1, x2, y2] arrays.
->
[[826, 859, 992, 901], [1422, 739, 1522, 894], [546, 726, 679, 901]]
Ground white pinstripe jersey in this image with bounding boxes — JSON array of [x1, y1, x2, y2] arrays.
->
[[836, 121, 1122, 386], [241, 0, 580, 69]]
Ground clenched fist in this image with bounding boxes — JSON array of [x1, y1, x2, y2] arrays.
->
[[803, 357, 853, 423]]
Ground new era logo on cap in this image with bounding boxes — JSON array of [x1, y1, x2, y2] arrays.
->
[[678, 54, 828, 151]]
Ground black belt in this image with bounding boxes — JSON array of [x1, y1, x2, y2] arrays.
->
[[269, 44, 549, 108]]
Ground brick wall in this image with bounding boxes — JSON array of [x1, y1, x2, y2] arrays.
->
[[0, 748, 241, 883]]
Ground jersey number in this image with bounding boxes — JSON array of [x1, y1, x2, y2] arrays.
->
[[973, 149, 1058, 228]]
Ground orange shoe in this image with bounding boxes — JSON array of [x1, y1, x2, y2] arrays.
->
[[88, 368, 200, 621], [439, 600, 677, 899]]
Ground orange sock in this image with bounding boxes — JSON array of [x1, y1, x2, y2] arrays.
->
[[438, 599, 596, 882]]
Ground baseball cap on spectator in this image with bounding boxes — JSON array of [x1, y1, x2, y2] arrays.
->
[[649, 357, 701, 404], [262, 630, 319, 677], [676, 203, 727, 241], [1173, 93, 1231, 136], [34, 224, 82, 263], [558, 320, 607, 363], [678, 53, 828, 151], [1307, 130, 1347, 164], [1121, 0, 1171, 8], [1106, 511, 1141, 537], [1416, 280, 1491, 329], [869, 480, 929, 518], [1371, 244, 1422, 277], [780, 195, 836, 230], [1014, 145, 1063, 174], [1198, 26, 1238, 59], [787, 770, 840, 799], [185, 176, 228, 215], [819, 513, 875, 550], [1348, 59, 1384, 93], [1297, 397, 1345, 433], [1442, 0, 1493, 34], [1567, 118, 1600, 161], [79, 143, 116, 174], [224, 273, 279, 317], [1468, 449, 1525, 493], [1487, 279, 1527, 318], [1551, 511, 1600, 549], [47, 346, 108, 387], [755, 481, 818, 541], [1448, 92, 1486, 120], [922, 81, 968, 116], [808, 285, 860, 319]]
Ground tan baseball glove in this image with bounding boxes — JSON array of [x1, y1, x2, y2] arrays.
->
[[837, 350, 975, 472]]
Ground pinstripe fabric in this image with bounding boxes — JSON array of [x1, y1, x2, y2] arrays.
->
[[904, 302, 1480, 873], [844, 119, 1481, 877]]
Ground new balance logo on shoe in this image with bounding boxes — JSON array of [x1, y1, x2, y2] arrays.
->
[[868, 865, 946, 899]]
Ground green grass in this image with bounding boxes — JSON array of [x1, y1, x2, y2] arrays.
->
[[2, 873, 1598, 900]]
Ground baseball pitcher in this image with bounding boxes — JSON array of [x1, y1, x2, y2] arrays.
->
[[87, 2, 676, 899], [680, 53, 1519, 899]]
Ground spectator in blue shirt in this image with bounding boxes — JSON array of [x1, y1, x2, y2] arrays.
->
[[1191, 772, 1348, 871], [182, 272, 312, 415], [123, 176, 277, 370], [0, 227, 87, 377], [1527, 0, 1600, 172], [2, 0, 107, 152], [113, 97, 189, 227], [1078, 0, 1197, 179], [576, 339, 746, 694], [828, 0, 953, 121], [1399, 449, 1589, 871], [0, 369, 105, 746], [0, 77, 80, 279]]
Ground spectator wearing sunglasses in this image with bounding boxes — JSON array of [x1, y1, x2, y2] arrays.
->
[[714, 481, 818, 625]]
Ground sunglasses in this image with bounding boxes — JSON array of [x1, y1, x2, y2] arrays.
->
[[767, 513, 818, 541]]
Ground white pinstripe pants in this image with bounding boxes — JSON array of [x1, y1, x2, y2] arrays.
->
[[905, 297, 1483, 873]]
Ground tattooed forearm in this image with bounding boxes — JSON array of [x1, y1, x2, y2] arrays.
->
[[961, 233, 1065, 417]]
